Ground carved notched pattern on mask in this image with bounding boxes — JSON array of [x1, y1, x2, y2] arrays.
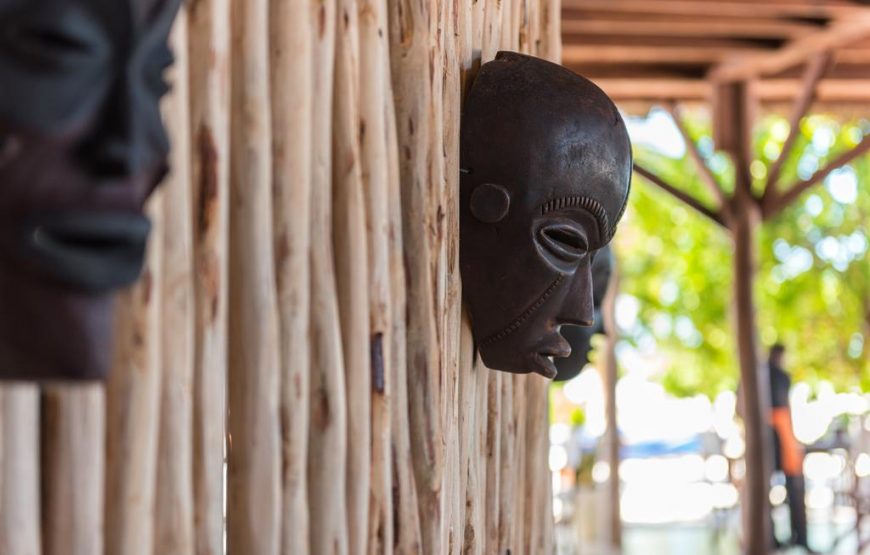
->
[[541, 195, 609, 239], [479, 273, 566, 346]]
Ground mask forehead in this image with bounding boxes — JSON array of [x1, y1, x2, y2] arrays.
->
[[461, 52, 632, 241]]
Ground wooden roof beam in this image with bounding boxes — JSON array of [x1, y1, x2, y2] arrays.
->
[[560, 0, 860, 19], [588, 78, 870, 103], [709, 16, 870, 81], [561, 19, 818, 40], [563, 45, 769, 65]]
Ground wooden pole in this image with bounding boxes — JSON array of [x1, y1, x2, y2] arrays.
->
[[357, 0, 395, 550], [307, 0, 350, 551], [187, 0, 230, 551], [441, 0, 465, 548], [155, 10, 196, 553], [332, 0, 372, 551], [41, 385, 104, 555], [483, 372, 502, 554], [387, 0, 444, 550], [270, 0, 312, 553], [384, 64, 423, 555], [104, 196, 164, 555], [0, 385, 41, 555], [227, 0, 282, 551], [601, 269, 622, 551], [718, 81, 772, 555]]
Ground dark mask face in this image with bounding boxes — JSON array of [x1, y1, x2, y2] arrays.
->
[[460, 52, 631, 379], [554, 245, 613, 382], [0, 0, 179, 380]]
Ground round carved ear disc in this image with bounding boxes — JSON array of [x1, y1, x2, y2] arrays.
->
[[470, 183, 510, 223]]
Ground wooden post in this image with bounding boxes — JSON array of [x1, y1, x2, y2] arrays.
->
[[388, 0, 444, 550], [227, 0, 282, 551], [357, 0, 395, 550], [0, 385, 41, 555], [384, 65, 423, 554], [307, 0, 350, 551], [716, 80, 772, 555], [104, 197, 164, 555], [483, 372, 502, 554], [601, 269, 622, 550], [155, 9, 196, 553], [270, 0, 312, 553], [332, 0, 372, 551], [187, 0, 230, 552], [41, 385, 104, 555]]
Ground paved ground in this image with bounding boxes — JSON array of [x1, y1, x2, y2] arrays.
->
[[559, 509, 868, 555]]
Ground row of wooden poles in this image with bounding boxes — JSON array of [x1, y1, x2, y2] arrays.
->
[[0, 0, 561, 553]]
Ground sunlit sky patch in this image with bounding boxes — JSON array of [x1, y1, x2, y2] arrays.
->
[[624, 108, 685, 159]]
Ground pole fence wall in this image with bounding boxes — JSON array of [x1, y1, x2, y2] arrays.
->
[[0, 0, 561, 552]]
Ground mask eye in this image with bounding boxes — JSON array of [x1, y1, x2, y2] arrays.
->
[[2, 21, 94, 60], [537, 221, 588, 266]]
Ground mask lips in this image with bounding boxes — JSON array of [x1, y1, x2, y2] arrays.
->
[[19, 210, 151, 292]]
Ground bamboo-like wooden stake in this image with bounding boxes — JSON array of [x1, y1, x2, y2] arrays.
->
[[497, 375, 516, 554], [458, 317, 486, 555], [270, 0, 312, 553], [522, 377, 550, 554], [332, 0, 372, 551], [541, 0, 561, 62], [441, 0, 465, 549], [387, 0, 443, 551], [483, 371, 502, 553], [510, 375, 529, 553], [384, 63, 423, 555], [601, 268, 622, 550], [481, 0, 501, 62], [357, 0, 395, 550], [0, 385, 41, 555], [308, 0, 350, 552], [41, 385, 104, 555], [105, 196, 164, 555], [227, 0, 282, 551], [155, 10, 196, 554], [187, 0, 230, 552]]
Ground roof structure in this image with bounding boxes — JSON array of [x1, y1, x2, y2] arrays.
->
[[563, 0, 870, 115]]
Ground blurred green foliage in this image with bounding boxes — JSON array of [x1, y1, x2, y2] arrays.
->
[[618, 110, 869, 398]]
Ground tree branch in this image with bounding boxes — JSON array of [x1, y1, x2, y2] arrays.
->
[[666, 102, 729, 211], [633, 163, 727, 227], [764, 134, 870, 219], [764, 51, 833, 199]]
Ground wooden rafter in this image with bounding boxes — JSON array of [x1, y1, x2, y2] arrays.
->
[[563, 44, 768, 65], [665, 103, 729, 211], [710, 16, 870, 81], [560, 18, 817, 40], [561, 0, 860, 19], [763, 51, 834, 198], [763, 134, 870, 219], [633, 164, 726, 226], [583, 78, 870, 105]]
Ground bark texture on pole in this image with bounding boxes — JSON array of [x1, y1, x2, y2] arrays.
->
[[226, 0, 282, 551], [187, 0, 230, 551]]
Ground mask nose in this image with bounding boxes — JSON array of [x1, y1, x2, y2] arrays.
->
[[558, 256, 595, 327], [77, 78, 164, 180]]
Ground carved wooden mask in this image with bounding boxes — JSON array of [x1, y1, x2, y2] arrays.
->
[[554, 245, 613, 382], [0, 0, 180, 379], [460, 52, 631, 379]]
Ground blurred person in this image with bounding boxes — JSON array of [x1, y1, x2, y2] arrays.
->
[[767, 343, 814, 553]]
